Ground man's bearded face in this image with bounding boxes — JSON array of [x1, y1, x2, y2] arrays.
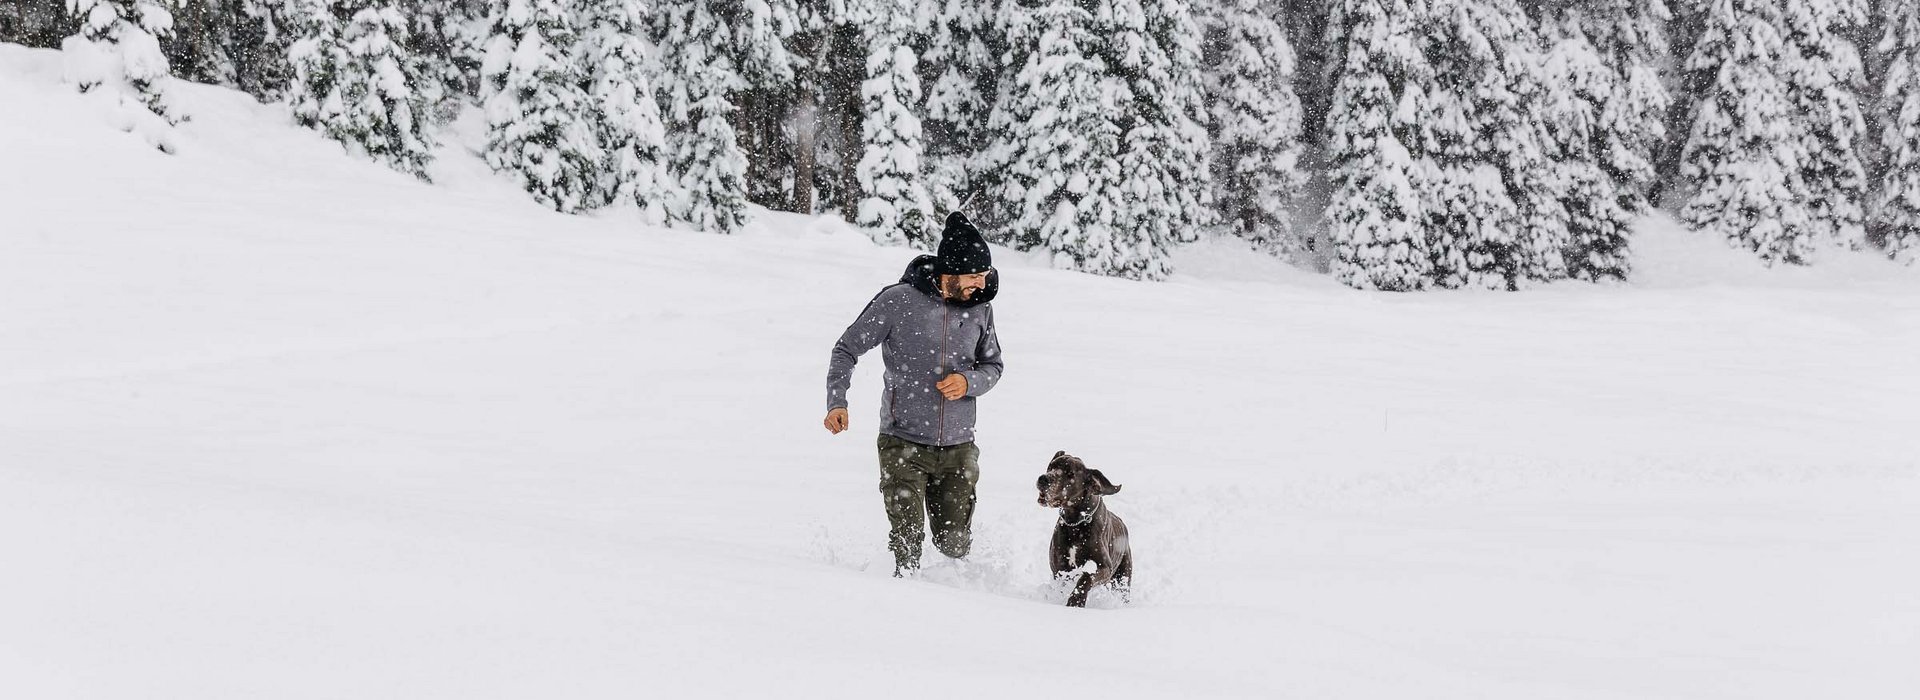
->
[[940, 272, 988, 301]]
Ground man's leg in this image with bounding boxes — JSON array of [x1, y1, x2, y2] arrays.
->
[[926, 442, 981, 559], [876, 435, 932, 574]]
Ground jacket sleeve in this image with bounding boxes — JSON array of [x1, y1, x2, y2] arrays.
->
[[827, 290, 893, 410], [963, 305, 1003, 398]]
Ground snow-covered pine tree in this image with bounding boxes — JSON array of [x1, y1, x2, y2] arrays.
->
[[1420, 0, 1563, 290], [1100, 0, 1212, 280], [230, 0, 296, 101], [63, 0, 183, 139], [983, 0, 1133, 275], [1677, 0, 1813, 265], [979, 3, 1044, 234], [1541, 0, 1670, 281], [717, 0, 797, 214], [1876, 0, 1920, 262], [824, 7, 878, 221], [1586, 0, 1671, 191], [167, 0, 292, 96], [1779, 0, 1869, 249], [1321, 0, 1435, 291], [165, 0, 239, 87], [1201, 0, 1307, 258], [286, 0, 438, 179], [1283, 0, 1335, 171], [1537, 8, 1637, 283], [649, 0, 749, 233], [578, 0, 673, 218], [852, 0, 935, 248], [479, 0, 602, 213], [918, 0, 1001, 211], [406, 0, 483, 123]]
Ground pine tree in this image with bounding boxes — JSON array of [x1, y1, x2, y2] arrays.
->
[[1422, 0, 1563, 290], [63, 0, 183, 141], [824, 9, 871, 221], [1538, 9, 1636, 282], [785, 5, 832, 215], [479, 0, 602, 213], [726, 0, 796, 90], [721, 0, 798, 214], [578, 0, 673, 217], [1876, 0, 1920, 262], [1201, 0, 1307, 258], [643, 0, 794, 231], [1102, 0, 1212, 279], [650, 0, 749, 232], [853, 0, 935, 248], [986, 0, 1208, 280], [1677, 0, 1812, 265], [984, 0, 1134, 276], [406, 0, 483, 123], [1322, 0, 1435, 290], [286, 0, 438, 179], [1543, 0, 1670, 281], [234, 0, 297, 101], [1586, 0, 1671, 196], [1780, 0, 1869, 248], [165, 0, 239, 87], [917, 0, 1000, 211], [157, 0, 293, 99]]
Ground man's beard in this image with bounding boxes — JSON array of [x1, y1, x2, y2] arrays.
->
[[942, 278, 981, 300]]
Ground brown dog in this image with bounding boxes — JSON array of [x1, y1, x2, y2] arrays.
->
[[1037, 451, 1132, 607]]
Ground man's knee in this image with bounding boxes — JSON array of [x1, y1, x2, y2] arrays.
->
[[881, 481, 924, 519], [928, 487, 975, 559]]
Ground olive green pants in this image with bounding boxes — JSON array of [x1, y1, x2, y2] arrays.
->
[[877, 434, 980, 572]]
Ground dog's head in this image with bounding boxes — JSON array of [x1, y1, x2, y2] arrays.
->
[[1037, 450, 1121, 509]]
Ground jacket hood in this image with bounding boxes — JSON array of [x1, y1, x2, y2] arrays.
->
[[902, 254, 998, 308]]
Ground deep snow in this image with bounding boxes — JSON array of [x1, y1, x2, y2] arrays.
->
[[4, 44, 1919, 699]]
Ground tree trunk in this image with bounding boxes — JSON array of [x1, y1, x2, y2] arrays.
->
[[793, 86, 818, 214], [838, 97, 861, 222], [734, 93, 763, 205], [788, 25, 827, 215], [831, 23, 864, 223]]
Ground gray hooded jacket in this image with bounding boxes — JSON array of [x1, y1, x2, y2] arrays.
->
[[828, 256, 1004, 447]]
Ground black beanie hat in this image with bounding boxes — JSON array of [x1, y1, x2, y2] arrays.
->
[[935, 212, 992, 275]]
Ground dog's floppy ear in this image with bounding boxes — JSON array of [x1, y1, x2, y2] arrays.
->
[[1053, 450, 1068, 460], [1086, 469, 1122, 495]]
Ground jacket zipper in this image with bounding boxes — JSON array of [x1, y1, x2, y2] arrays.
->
[[939, 304, 950, 445]]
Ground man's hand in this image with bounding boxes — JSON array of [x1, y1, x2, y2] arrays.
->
[[937, 373, 968, 400], [824, 407, 849, 434]]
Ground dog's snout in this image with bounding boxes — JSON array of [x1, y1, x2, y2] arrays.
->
[[1036, 474, 1059, 506]]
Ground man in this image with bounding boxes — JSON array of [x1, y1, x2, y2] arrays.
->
[[825, 212, 1004, 576]]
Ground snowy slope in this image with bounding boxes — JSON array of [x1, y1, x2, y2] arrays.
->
[[4, 44, 1918, 699]]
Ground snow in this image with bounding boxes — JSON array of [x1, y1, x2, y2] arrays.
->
[[4, 42, 1920, 698], [57, 34, 112, 89]]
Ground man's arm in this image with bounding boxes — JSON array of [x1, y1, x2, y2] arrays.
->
[[961, 305, 1002, 397], [827, 289, 894, 410]]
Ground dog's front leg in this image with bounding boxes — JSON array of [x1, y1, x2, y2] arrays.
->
[[1065, 557, 1120, 608], [1066, 571, 1094, 608], [1049, 528, 1073, 577], [1071, 559, 1123, 607]]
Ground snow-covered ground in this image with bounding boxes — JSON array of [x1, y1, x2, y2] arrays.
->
[[4, 44, 1918, 699]]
